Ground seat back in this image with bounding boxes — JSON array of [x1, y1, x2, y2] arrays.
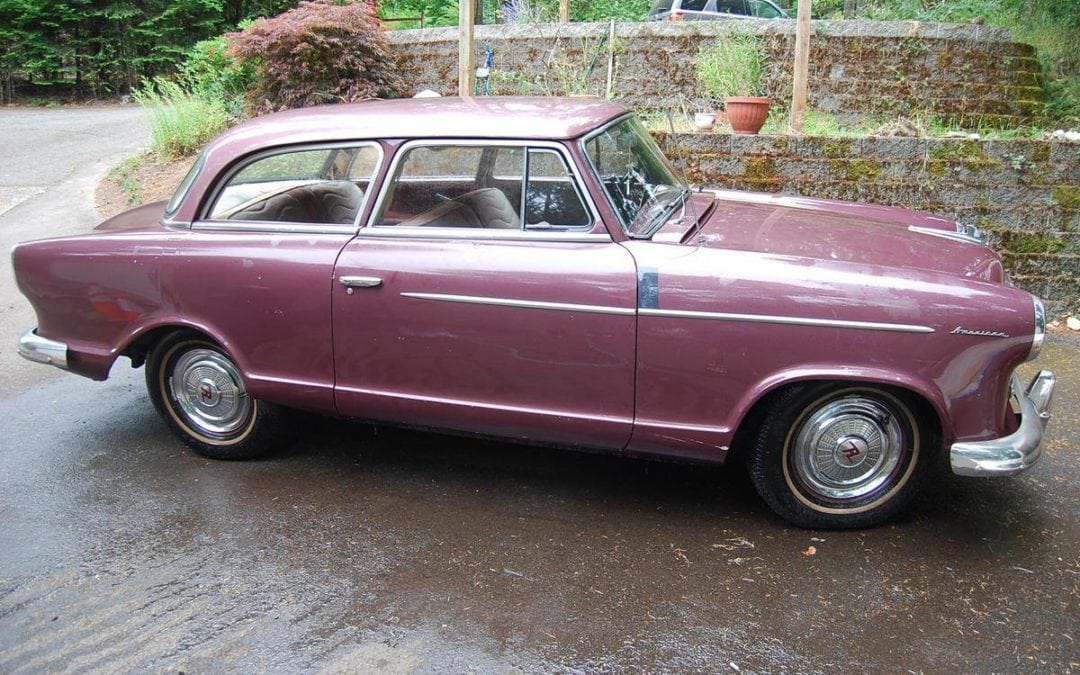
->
[[230, 181, 365, 225], [310, 181, 365, 224], [455, 188, 519, 229]]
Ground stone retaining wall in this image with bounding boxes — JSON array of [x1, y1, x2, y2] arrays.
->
[[654, 132, 1079, 314], [387, 21, 1046, 128]]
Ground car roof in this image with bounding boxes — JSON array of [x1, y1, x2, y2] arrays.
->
[[205, 96, 629, 157], [170, 96, 631, 224]]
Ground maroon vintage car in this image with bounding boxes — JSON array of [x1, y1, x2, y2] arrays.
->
[[13, 97, 1055, 528]]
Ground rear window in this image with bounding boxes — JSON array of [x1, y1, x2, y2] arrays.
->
[[206, 144, 380, 226], [165, 154, 204, 217], [650, 0, 673, 11]]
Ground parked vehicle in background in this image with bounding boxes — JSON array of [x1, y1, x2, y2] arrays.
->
[[648, 0, 790, 21], [14, 97, 1054, 530]]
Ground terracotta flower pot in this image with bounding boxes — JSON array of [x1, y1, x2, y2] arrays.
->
[[724, 96, 772, 135]]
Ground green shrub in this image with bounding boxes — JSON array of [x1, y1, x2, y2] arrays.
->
[[695, 32, 766, 103], [227, 0, 406, 113], [179, 35, 255, 120], [570, 0, 651, 21], [133, 78, 229, 158]]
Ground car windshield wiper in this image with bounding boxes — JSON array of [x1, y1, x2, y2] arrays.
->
[[638, 185, 690, 238]]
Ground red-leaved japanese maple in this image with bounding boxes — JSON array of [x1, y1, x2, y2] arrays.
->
[[228, 0, 405, 113]]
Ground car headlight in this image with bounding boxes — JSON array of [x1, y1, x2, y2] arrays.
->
[[1027, 296, 1046, 361]]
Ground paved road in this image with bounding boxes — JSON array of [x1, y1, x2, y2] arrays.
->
[[1, 105, 149, 393], [1, 107, 1077, 673]]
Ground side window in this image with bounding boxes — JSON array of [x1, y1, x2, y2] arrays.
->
[[374, 144, 591, 232], [374, 145, 524, 229], [680, 0, 709, 10], [715, 0, 748, 14], [208, 145, 378, 225], [749, 0, 781, 17], [524, 149, 590, 229]]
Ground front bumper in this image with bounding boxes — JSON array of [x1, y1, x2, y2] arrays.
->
[[951, 370, 1056, 477], [18, 328, 69, 370]]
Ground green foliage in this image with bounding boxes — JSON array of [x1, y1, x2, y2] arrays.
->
[[570, 0, 651, 22], [109, 155, 146, 206], [133, 78, 230, 158], [0, 0, 303, 99], [696, 32, 766, 102], [227, 0, 406, 113], [180, 35, 255, 118]]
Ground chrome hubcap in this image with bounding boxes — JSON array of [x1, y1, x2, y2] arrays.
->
[[792, 397, 905, 502], [169, 348, 251, 439]]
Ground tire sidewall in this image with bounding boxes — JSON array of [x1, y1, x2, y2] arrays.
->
[[750, 383, 932, 529], [146, 332, 276, 460]]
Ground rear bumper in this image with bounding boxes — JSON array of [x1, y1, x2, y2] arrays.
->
[[951, 370, 1056, 477], [18, 328, 69, 370]]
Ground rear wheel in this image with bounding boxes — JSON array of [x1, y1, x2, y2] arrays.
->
[[146, 332, 278, 460], [748, 383, 932, 529]]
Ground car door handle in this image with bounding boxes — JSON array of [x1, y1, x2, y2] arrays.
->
[[339, 276, 383, 293]]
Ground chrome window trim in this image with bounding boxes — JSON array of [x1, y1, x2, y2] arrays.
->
[[577, 113, 685, 238], [193, 140, 384, 235], [639, 308, 935, 334], [400, 292, 636, 316], [357, 228, 611, 243], [363, 138, 605, 237], [189, 221, 361, 236], [578, 112, 637, 232], [165, 152, 205, 219]]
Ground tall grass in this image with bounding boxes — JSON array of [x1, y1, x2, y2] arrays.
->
[[132, 78, 229, 158]]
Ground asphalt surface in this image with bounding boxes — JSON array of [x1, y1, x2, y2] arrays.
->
[[1, 107, 1077, 673]]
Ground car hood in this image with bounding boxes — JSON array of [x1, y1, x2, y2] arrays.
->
[[653, 189, 1005, 282]]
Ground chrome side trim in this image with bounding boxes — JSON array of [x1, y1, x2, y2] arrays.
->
[[400, 292, 636, 316], [951, 370, 1055, 477], [357, 228, 611, 242], [246, 373, 333, 390], [18, 328, 69, 369], [337, 384, 634, 426], [638, 308, 935, 333]]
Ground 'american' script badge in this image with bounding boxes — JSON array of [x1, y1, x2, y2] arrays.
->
[[951, 326, 1010, 338]]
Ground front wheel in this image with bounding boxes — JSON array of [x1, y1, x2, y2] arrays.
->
[[748, 383, 934, 529], [146, 332, 279, 460]]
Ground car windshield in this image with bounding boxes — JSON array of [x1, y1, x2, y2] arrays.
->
[[583, 116, 687, 238]]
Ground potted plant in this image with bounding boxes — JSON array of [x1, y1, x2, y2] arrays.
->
[[695, 32, 771, 134]]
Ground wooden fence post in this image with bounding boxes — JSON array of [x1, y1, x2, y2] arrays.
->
[[790, 0, 812, 132], [459, 0, 476, 96]]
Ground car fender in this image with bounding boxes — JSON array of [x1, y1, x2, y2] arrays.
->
[[729, 364, 953, 446]]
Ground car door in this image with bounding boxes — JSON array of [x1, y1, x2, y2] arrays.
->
[[181, 142, 381, 411], [332, 140, 637, 450]]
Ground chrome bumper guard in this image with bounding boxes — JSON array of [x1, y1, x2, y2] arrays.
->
[[18, 328, 69, 370], [951, 370, 1056, 477]]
